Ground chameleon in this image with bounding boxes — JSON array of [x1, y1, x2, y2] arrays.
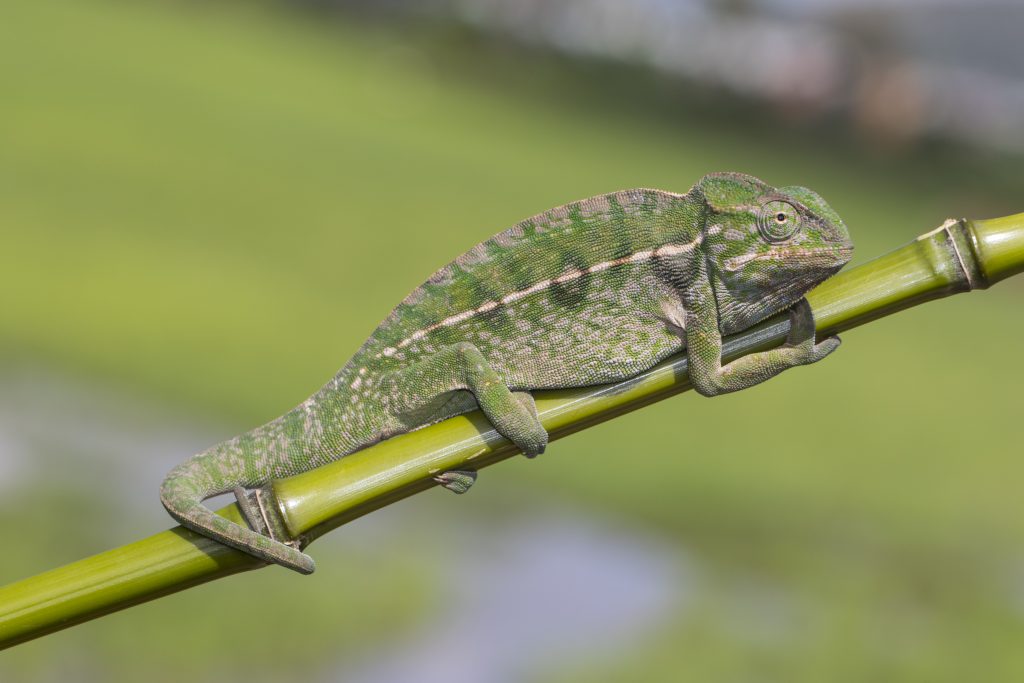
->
[[161, 171, 853, 574]]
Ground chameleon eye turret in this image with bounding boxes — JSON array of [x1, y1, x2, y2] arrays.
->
[[162, 172, 853, 573], [758, 200, 800, 242]]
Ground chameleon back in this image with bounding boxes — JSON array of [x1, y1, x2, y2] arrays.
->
[[341, 188, 705, 391]]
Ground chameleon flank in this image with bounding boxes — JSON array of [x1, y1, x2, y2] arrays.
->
[[161, 172, 854, 574]]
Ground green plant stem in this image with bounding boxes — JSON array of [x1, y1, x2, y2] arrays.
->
[[1, 213, 1022, 650]]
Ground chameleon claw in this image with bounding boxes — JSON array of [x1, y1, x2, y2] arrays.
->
[[433, 470, 477, 494], [234, 486, 268, 535]]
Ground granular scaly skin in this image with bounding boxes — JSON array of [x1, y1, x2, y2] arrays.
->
[[161, 172, 854, 574]]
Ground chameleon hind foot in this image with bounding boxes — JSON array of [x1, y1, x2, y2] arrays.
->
[[434, 470, 477, 494], [234, 486, 270, 536], [229, 485, 313, 572], [386, 342, 548, 458], [453, 345, 547, 458], [161, 481, 315, 574]]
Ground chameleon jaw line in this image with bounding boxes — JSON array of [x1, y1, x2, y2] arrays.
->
[[723, 245, 852, 272]]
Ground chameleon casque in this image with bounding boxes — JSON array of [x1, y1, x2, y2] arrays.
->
[[161, 172, 853, 574]]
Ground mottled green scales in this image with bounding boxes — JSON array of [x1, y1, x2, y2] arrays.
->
[[161, 172, 854, 574]]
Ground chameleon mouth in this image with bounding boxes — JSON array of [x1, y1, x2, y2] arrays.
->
[[723, 245, 853, 272]]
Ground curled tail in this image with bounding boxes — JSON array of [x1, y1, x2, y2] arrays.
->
[[160, 454, 315, 574]]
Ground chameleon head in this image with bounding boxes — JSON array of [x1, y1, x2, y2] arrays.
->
[[697, 172, 854, 333]]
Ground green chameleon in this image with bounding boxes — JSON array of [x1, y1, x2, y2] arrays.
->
[[161, 172, 853, 574]]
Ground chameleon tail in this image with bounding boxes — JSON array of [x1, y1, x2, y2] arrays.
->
[[160, 459, 316, 575]]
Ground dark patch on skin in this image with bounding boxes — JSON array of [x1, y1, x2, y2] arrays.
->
[[466, 270, 515, 331], [607, 194, 629, 234], [611, 224, 635, 262], [650, 215, 703, 292], [485, 233, 541, 293], [441, 262, 484, 315], [547, 244, 592, 311], [505, 260, 540, 295]]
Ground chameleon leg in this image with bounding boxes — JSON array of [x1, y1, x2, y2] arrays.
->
[[686, 296, 840, 396], [509, 391, 544, 459], [385, 342, 548, 457], [434, 470, 477, 494], [234, 486, 264, 533], [160, 462, 316, 574]]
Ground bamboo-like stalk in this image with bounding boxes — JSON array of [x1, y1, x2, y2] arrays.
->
[[1, 213, 1022, 650]]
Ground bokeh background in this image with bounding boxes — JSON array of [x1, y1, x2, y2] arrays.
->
[[2, 0, 1023, 680]]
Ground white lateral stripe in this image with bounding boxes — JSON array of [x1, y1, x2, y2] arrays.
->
[[630, 249, 653, 262], [723, 245, 833, 271], [656, 239, 701, 256], [376, 235, 702, 357], [502, 279, 551, 305]]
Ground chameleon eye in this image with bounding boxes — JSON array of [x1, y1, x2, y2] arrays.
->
[[758, 200, 800, 242]]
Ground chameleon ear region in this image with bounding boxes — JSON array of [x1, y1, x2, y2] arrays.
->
[[698, 172, 773, 213]]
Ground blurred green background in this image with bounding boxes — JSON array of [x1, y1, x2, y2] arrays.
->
[[2, 0, 1023, 680]]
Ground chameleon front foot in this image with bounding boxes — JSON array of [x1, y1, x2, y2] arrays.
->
[[786, 298, 841, 363], [434, 470, 477, 494], [686, 297, 842, 397], [507, 391, 547, 459]]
